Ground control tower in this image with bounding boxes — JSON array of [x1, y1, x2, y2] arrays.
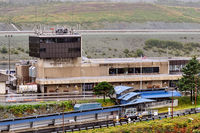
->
[[29, 29, 83, 93], [29, 29, 81, 59]]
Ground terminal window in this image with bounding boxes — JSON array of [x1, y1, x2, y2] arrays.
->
[[109, 67, 159, 75]]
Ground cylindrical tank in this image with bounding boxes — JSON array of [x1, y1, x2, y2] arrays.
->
[[29, 66, 33, 77], [31, 66, 36, 78]]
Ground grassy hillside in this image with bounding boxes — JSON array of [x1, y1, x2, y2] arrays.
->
[[1, 32, 200, 61], [82, 33, 200, 58], [1, 2, 200, 29]]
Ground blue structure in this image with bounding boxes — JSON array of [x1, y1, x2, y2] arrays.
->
[[114, 86, 155, 104], [0, 106, 120, 127], [119, 92, 140, 104], [138, 90, 181, 99], [114, 86, 182, 105], [126, 98, 155, 105], [114, 86, 133, 97], [74, 103, 102, 111]]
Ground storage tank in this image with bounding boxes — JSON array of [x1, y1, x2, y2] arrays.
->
[[31, 66, 36, 77], [29, 66, 33, 77]]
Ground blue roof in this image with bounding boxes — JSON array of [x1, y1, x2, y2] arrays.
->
[[126, 98, 155, 105], [114, 86, 133, 95], [117, 93, 130, 100], [0, 107, 120, 126], [139, 90, 181, 99], [120, 92, 139, 101], [74, 103, 102, 111]]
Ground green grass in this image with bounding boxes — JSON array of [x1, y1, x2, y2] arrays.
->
[[1, 2, 200, 25], [0, 98, 115, 119], [155, 96, 200, 113], [75, 113, 200, 133]]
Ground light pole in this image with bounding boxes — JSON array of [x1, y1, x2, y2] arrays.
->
[[81, 68, 85, 98], [5, 35, 12, 87], [195, 76, 198, 108], [140, 55, 143, 90], [171, 88, 173, 119], [62, 101, 65, 133]]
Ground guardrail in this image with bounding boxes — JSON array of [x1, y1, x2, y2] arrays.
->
[[18, 108, 200, 133], [0, 106, 199, 133]]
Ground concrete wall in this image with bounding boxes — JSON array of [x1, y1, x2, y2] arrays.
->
[[35, 58, 172, 93], [16, 64, 30, 85], [149, 99, 178, 109], [0, 82, 6, 94], [43, 80, 167, 93], [37, 59, 169, 79], [46, 84, 81, 93]]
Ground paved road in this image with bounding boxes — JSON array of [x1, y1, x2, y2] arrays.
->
[[1, 29, 200, 35], [0, 92, 100, 104]]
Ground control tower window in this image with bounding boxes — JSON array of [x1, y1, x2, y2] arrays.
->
[[68, 48, 81, 53], [40, 38, 56, 43], [29, 35, 81, 59], [57, 38, 65, 43], [40, 48, 46, 52]]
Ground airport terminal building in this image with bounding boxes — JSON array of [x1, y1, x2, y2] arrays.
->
[[16, 30, 194, 93]]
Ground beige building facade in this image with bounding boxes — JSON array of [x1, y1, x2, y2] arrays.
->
[[0, 73, 8, 94], [35, 57, 185, 93], [26, 33, 193, 93]]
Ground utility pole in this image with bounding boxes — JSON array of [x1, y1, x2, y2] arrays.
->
[[171, 88, 173, 119], [140, 56, 143, 90], [5, 35, 12, 88], [62, 102, 65, 133], [195, 77, 197, 108]]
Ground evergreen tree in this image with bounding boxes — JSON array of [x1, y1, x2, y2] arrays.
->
[[93, 81, 115, 102], [177, 56, 200, 102]]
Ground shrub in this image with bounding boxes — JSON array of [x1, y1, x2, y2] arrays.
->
[[145, 39, 183, 50], [1, 46, 8, 54], [135, 49, 144, 57], [14, 51, 19, 54], [17, 47, 24, 52], [25, 49, 29, 54], [123, 49, 129, 54]]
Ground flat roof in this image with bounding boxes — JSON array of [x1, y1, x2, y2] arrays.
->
[[139, 90, 181, 99], [36, 74, 182, 85], [83, 57, 168, 64], [30, 34, 81, 38], [82, 57, 200, 64]]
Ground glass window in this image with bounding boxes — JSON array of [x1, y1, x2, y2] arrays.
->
[[117, 68, 125, 74], [39, 48, 46, 52], [143, 67, 153, 73], [153, 67, 159, 73], [128, 68, 134, 73], [109, 68, 116, 74], [57, 38, 65, 43], [68, 48, 81, 53], [135, 68, 141, 73]]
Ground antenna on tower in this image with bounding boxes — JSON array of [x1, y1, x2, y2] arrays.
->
[[34, 1, 39, 35]]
